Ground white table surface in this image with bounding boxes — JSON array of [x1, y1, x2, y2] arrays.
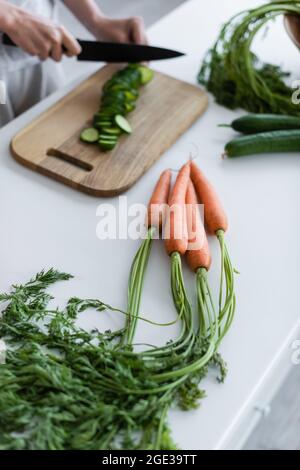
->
[[1, 0, 300, 450]]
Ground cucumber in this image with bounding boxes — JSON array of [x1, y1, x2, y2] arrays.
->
[[118, 69, 141, 87], [223, 114, 300, 134], [101, 103, 126, 114], [115, 115, 132, 134], [105, 82, 136, 93], [99, 139, 117, 151], [225, 130, 300, 157], [102, 127, 122, 136], [103, 90, 137, 103], [104, 79, 137, 93], [95, 111, 113, 118], [93, 114, 113, 125], [84, 65, 154, 151], [99, 134, 118, 142], [94, 121, 113, 130], [102, 90, 127, 102], [138, 66, 154, 85], [95, 121, 113, 127], [124, 90, 139, 101], [124, 102, 136, 114], [98, 109, 117, 118], [80, 128, 99, 143]]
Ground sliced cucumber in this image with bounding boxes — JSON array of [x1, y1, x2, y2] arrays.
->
[[101, 103, 126, 114], [101, 99, 126, 111], [124, 90, 138, 101], [124, 102, 136, 114], [80, 128, 99, 143], [138, 66, 154, 85], [98, 122, 113, 127], [94, 122, 112, 130], [99, 139, 117, 151], [86, 65, 154, 150], [95, 111, 114, 118], [97, 111, 116, 119], [104, 80, 135, 93], [115, 115, 132, 134], [94, 114, 112, 120], [102, 127, 122, 136], [99, 134, 118, 141], [102, 90, 127, 101], [117, 71, 140, 87]]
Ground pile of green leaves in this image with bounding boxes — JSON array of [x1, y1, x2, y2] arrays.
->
[[198, 1, 300, 115], [0, 240, 227, 450]]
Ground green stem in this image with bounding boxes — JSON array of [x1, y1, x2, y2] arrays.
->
[[155, 404, 169, 449], [122, 227, 155, 346], [216, 230, 236, 345]]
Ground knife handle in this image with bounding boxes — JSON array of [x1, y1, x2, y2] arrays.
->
[[2, 33, 68, 53]]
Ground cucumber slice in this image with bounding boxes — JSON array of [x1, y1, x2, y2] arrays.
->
[[95, 119, 112, 125], [99, 139, 117, 151], [93, 115, 112, 125], [102, 90, 127, 101], [138, 66, 154, 85], [101, 103, 126, 114], [116, 71, 140, 87], [80, 128, 99, 143], [97, 111, 116, 118], [103, 91, 137, 105], [94, 122, 112, 130], [99, 134, 118, 141], [102, 127, 122, 136], [124, 102, 135, 114], [104, 80, 134, 92], [124, 90, 138, 101], [101, 99, 126, 111], [115, 115, 132, 134], [96, 111, 113, 118]]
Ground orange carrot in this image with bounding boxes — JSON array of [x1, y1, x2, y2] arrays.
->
[[185, 180, 211, 272], [165, 162, 190, 256], [190, 161, 228, 235], [147, 170, 172, 230]]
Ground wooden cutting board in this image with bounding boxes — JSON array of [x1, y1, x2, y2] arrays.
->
[[11, 65, 208, 197]]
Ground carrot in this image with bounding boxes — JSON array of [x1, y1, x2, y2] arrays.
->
[[185, 180, 211, 272], [165, 162, 190, 256], [147, 170, 172, 230], [190, 161, 228, 235]]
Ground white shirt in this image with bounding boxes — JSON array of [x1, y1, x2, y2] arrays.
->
[[0, 0, 58, 74]]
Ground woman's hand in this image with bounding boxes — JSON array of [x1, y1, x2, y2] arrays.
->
[[92, 16, 148, 45], [62, 1, 148, 45], [0, 1, 81, 61]]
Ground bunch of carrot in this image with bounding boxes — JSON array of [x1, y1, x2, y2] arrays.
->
[[123, 158, 236, 390], [144, 160, 236, 347], [93, 157, 237, 449]]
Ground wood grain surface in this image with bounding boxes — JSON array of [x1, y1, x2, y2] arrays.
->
[[11, 65, 208, 197]]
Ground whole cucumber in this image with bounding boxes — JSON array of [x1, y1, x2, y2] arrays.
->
[[225, 130, 300, 157], [230, 114, 300, 134]]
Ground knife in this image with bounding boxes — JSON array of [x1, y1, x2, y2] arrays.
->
[[2, 34, 185, 62]]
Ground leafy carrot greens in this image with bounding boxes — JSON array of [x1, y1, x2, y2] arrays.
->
[[0, 262, 226, 450], [198, 1, 300, 115]]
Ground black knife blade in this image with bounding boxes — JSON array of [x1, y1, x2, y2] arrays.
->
[[2, 34, 185, 62]]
